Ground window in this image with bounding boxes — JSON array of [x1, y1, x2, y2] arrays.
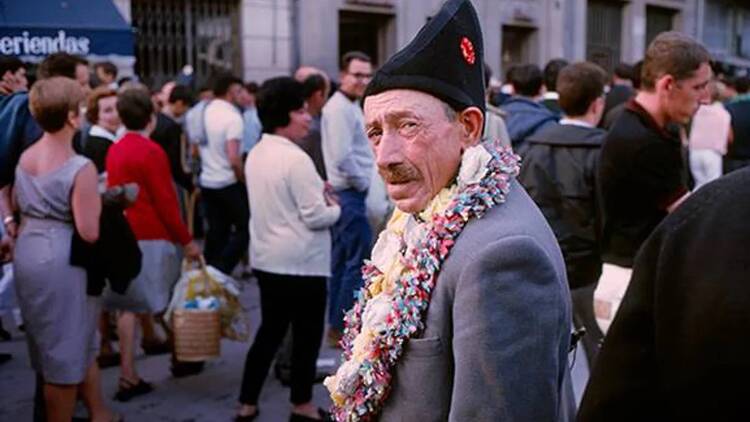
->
[[132, 0, 241, 89], [703, 0, 750, 59]]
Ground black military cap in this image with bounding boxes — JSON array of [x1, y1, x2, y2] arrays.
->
[[363, 0, 485, 114]]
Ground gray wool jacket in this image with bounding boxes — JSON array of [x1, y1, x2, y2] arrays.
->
[[378, 179, 575, 422]]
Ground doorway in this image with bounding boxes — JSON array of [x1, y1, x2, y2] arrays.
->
[[646, 6, 676, 49], [501, 25, 537, 80], [587, 0, 623, 73], [338, 10, 394, 68]]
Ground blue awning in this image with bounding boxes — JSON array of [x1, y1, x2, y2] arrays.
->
[[0, 0, 134, 58]]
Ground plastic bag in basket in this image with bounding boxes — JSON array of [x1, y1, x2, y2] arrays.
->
[[166, 258, 250, 341]]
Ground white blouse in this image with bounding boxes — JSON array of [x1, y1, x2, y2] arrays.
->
[[245, 133, 341, 276]]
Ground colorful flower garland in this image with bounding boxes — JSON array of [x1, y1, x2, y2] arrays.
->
[[324, 144, 521, 421]]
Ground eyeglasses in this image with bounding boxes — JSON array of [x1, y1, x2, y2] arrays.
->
[[346, 72, 373, 80]]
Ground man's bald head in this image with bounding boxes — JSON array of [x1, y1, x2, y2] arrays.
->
[[294, 66, 325, 83], [295, 66, 330, 116]]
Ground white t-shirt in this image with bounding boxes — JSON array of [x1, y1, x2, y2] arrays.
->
[[199, 99, 244, 189]]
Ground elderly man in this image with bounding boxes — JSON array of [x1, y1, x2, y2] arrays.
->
[[323, 0, 573, 421]]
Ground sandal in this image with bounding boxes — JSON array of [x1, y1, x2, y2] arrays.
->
[[234, 410, 259, 422], [113, 377, 153, 402], [289, 408, 330, 422]]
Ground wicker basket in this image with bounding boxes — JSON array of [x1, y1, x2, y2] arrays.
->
[[173, 309, 221, 362]]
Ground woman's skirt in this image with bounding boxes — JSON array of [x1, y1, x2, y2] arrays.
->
[[14, 220, 99, 384], [102, 239, 180, 314]]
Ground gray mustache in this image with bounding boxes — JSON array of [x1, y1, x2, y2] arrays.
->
[[379, 164, 419, 184]]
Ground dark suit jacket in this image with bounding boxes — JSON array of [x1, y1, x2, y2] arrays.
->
[[379, 180, 574, 421], [579, 168, 750, 421]]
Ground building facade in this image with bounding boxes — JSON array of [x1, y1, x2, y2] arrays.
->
[[113, 0, 750, 88]]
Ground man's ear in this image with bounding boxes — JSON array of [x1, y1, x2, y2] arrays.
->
[[656, 74, 675, 93], [458, 106, 484, 148]]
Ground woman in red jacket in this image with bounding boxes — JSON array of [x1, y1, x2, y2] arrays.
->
[[104, 86, 201, 401]]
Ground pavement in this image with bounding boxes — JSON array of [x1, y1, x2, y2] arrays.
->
[[0, 272, 591, 421], [0, 274, 338, 422]]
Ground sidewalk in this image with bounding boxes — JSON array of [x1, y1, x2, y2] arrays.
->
[[0, 275, 337, 422]]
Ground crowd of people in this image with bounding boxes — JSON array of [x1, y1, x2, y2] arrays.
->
[[1, 0, 750, 420]]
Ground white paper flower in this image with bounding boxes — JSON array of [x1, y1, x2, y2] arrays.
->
[[458, 145, 493, 188], [403, 216, 427, 252], [362, 293, 393, 333], [334, 359, 360, 395], [371, 230, 403, 273]]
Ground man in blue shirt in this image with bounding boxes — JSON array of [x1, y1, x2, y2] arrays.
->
[[321, 52, 375, 345]]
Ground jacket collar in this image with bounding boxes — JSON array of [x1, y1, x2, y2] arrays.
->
[[526, 122, 605, 147]]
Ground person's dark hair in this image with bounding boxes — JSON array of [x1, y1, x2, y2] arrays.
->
[[117, 76, 133, 87], [86, 86, 118, 124], [213, 73, 243, 97], [734, 76, 750, 94], [94, 61, 117, 79], [483, 62, 493, 89], [301, 74, 326, 99], [0, 56, 24, 77], [38, 53, 88, 80], [631, 60, 644, 90], [117, 86, 154, 130], [510, 64, 544, 97], [557, 62, 607, 116], [543, 59, 568, 92], [168, 84, 194, 105], [245, 81, 259, 94], [641, 31, 711, 91], [256, 77, 306, 134], [340, 51, 371, 72], [29, 77, 85, 132], [613, 62, 632, 80]]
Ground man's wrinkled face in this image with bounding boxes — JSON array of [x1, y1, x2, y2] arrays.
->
[[364, 90, 465, 213], [664, 62, 712, 124]]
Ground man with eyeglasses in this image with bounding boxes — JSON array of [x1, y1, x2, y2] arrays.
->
[[321, 51, 375, 347]]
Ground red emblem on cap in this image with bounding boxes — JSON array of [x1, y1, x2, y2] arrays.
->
[[460, 37, 476, 65]]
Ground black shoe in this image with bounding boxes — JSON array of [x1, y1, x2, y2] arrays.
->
[[97, 352, 121, 369], [0, 327, 11, 341], [170, 360, 204, 378], [0, 353, 11, 365], [113, 378, 153, 402], [141, 340, 171, 356], [289, 408, 330, 422]]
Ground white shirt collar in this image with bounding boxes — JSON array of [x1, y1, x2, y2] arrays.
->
[[89, 125, 120, 142], [542, 91, 559, 101], [559, 118, 594, 128]]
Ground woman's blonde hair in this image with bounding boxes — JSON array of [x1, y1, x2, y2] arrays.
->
[[29, 76, 85, 132]]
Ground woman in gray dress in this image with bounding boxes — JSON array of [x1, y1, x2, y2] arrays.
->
[[13, 77, 116, 422]]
